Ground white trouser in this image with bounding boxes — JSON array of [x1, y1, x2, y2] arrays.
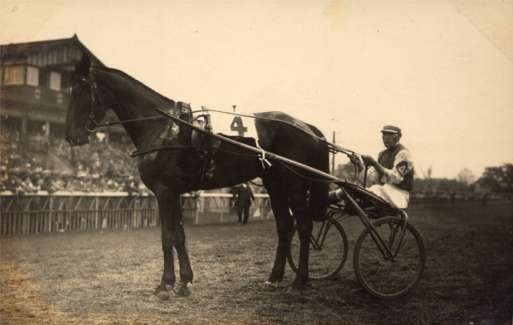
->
[[368, 183, 410, 209]]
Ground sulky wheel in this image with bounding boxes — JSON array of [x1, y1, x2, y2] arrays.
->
[[287, 217, 348, 280], [353, 216, 426, 299]]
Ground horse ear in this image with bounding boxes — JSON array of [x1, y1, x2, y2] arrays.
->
[[75, 53, 91, 75]]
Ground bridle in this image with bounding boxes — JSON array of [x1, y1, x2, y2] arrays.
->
[[75, 75, 102, 133], [74, 73, 167, 132]]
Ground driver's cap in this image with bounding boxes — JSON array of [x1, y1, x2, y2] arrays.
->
[[381, 125, 402, 135]]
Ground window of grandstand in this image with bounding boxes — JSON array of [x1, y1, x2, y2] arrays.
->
[[3, 65, 25, 85], [49, 71, 61, 91], [26, 66, 39, 86]]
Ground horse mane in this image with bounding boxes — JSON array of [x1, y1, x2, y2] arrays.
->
[[89, 67, 323, 145], [92, 66, 180, 108]]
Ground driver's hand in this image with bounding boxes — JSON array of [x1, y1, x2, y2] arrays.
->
[[349, 153, 359, 165], [349, 153, 364, 172], [361, 155, 375, 166]]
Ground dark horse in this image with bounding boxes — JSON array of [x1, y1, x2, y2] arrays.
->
[[65, 55, 329, 297]]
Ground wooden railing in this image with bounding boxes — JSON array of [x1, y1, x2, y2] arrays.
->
[[0, 192, 272, 237]]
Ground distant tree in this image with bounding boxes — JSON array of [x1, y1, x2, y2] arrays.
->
[[478, 163, 513, 194], [457, 168, 476, 186], [414, 177, 468, 194]]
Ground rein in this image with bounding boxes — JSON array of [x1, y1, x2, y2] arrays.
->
[[96, 115, 167, 128], [79, 77, 356, 158], [130, 145, 195, 157], [190, 108, 357, 156], [83, 92, 356, 158], [78, 74, 361, 183]]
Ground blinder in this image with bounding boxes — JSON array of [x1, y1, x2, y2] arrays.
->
[[77, 75, 102, 133]]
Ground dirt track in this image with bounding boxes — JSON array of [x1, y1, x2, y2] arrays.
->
[[1, 201, 512, 324]]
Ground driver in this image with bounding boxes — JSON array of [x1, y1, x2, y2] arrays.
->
[[350, 125, 414, 209]]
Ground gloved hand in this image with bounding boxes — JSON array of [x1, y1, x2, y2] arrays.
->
[[349, 153, 364, 172], [349, 153, 359, 164], [361, 155, 375, 166]]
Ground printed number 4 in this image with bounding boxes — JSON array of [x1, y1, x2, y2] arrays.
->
[[230, 116, 247, 136]]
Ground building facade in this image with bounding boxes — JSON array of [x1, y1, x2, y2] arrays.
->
[[0, 35, 104, 143]]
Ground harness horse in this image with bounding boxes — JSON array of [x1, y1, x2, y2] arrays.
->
[[66, 55, 330, 297]]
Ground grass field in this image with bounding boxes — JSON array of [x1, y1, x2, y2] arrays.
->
[[1, 201, 512, 324]]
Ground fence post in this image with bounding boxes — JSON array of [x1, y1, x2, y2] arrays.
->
[[47, 196, 51, 234], [23, 198, 30, 235], [95, 196, 99, 230], [194, 195, 200, 225]]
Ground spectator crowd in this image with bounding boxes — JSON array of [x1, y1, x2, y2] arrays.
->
[[2, 127, 495, 202], [0, 128, 149, 195]]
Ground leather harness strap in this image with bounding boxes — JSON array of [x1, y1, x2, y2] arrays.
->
[[130, 145, 195, 157]]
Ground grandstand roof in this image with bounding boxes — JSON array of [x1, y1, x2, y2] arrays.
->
[[0, 34, 104, 67]]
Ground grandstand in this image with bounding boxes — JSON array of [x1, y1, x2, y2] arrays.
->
[[0, 37, 269, 236], [1, 35, 144, 195]]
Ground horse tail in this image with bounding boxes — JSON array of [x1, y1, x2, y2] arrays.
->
[[254, 112, 331, 220]]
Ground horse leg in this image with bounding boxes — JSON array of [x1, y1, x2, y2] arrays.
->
[[154, 190, 177, 299], [171, 197, 193, 297], [264, 179, 294, 285], [289, 185, 312, 290]]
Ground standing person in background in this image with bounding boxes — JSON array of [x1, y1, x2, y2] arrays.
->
[[481, 192, 489, 206], [233, 182, 255, 225]]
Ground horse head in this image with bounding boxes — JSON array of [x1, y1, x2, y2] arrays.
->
[[65, 54, 107, 146]]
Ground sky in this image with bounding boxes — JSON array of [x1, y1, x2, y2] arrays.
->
[[1, 0, 512, 179]]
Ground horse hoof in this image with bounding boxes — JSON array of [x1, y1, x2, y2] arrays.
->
[[154, 284, 173, 300], [154, 284, 173, 294], [264, 280, 276, 287], [156, 290, 171, 301], [263, 280, 283, 289], [286, 285, 303, 296], [175, 283, 191, 297]]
